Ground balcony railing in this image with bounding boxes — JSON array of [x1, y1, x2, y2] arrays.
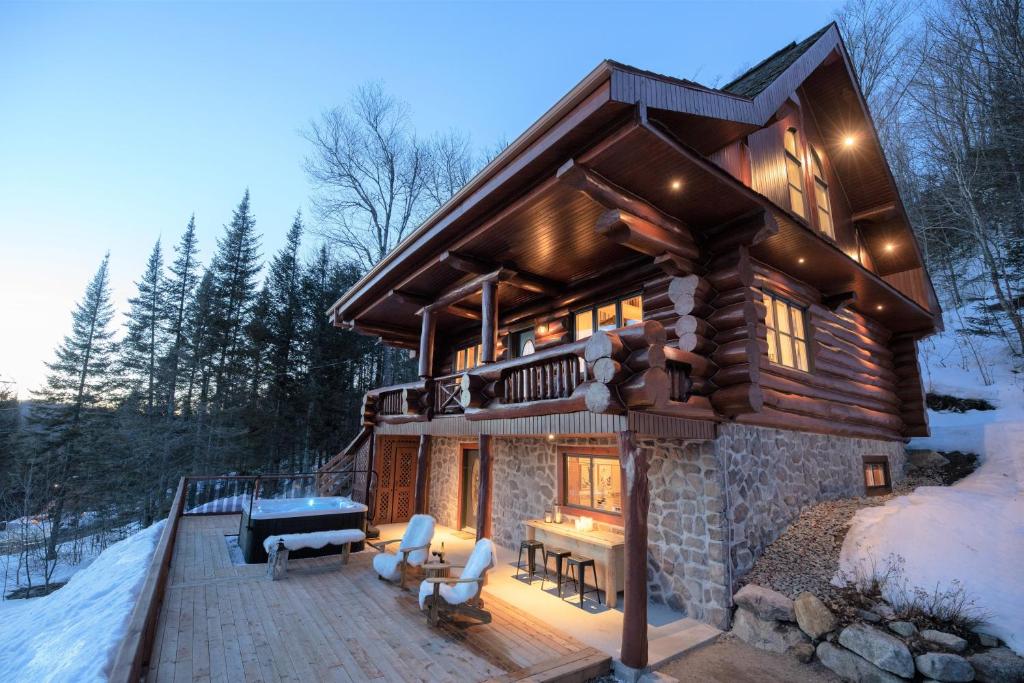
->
[[502, 353, 585, 404], [433, 374, 464, 414]]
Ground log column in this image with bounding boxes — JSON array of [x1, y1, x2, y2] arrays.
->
[[413, 434, 431, 515], [618, 430, 649, 671], [475, 434, 493, 542], [480, 279, 498, 364], [418, 308, 436, 379]]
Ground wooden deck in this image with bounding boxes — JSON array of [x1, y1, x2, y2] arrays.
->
[[147, 515, 604, 682]]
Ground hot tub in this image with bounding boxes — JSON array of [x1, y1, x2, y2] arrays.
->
[[238, 496, 367, 564]]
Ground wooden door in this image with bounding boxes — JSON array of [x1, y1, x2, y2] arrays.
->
[[375, 438, 418, 524]]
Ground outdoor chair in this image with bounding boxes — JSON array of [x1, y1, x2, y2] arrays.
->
[[418, 538, 495, 626], [369, 513, 434, 589]]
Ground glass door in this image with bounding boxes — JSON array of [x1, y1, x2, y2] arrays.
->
[[460, 448, 480, 532]]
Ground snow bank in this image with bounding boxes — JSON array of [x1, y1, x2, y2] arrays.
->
[[0, 521, 164, 682], [838, 316, 1024, 654]]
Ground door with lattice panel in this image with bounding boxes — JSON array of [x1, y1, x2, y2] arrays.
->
[[374, 437, 419, 524]]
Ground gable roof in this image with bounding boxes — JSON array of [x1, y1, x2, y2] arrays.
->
[[722, 24, 833, 97]]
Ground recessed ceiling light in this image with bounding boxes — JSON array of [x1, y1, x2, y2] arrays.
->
[[843, 135, 856, 147], [547, 433, 555, 441], [876, 304, 884, 311], [798, 257, 806, 264], [670, 180, 682, 191], [884, 242, 895, 252]]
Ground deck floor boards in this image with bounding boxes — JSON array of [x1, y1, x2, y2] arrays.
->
[[146, 515, 593, 683]]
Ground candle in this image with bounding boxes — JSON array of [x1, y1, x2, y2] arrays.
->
[[544, 510, 553, 523]]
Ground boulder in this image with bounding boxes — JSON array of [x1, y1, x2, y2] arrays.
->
[[915, 653, 975, 682], [838, 623, 916, 678], [976, 634, 1000, 648], [889, 621, 918, 638], [794, 592, 838, 639], [733, 584, 795, 622], [968, 648, 1024, 683], [857, 608, 884, 623], [922, 630, 969, 653], [816, 642, 906, 683], [789, 642, 816, 663], [907, 449, 950, 469], [872, 603, 897, 620], [732, 607, 809, 654]]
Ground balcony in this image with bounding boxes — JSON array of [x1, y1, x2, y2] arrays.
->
[[363, 322, 705, 426]]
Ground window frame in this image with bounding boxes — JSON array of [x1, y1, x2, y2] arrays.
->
[[509, 326, 536, 359], [863, 456, 892, 496], [572, 292, 644, 341], [784, 127, 807, 219], [559, 447, 623, 522], [453, 342, 483, 373], [763, 290, 812, 373], [810, 147, 835, 239]]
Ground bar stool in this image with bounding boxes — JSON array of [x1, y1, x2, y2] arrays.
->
[[516, 539, 545, 583], [565, 555, 601, 607], [541, 547, 571, 596]]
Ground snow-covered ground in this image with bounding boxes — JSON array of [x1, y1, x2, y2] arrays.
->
[[839, 313, 1024, 654], [0, 520, 163, 682]]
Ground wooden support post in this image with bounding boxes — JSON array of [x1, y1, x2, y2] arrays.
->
[[481, 279, 498, 364], [476, 434, 493, 542], [418, 308, 436, 378], [414, 435, 431, 515], [618, 430, 649, 671]]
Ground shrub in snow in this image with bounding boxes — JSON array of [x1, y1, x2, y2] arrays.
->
[[0, 520, 163, 682]]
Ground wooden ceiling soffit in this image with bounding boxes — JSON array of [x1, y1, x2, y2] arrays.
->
[[556, 157, 691, 237], [440, 251, 562, 296], [340, 319, 419, 348], [823, 291, 858, 312]]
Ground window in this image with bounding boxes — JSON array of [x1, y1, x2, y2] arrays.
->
[[863, 456, 891, 496], [511, 328, 536, 358], [784, 128, 806, 219], [764, 291, 810, 372], [573, 294, 643, 341], [454, 343, 482, 372], [563, 452, 622, 515], [811, 149, 835, 239]]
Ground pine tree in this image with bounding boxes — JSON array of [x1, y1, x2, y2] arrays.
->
[[120, 240, 168, 414], [30, 253, 119, 561], [209, 190, 262, 408], [162, 215, 200, 417]]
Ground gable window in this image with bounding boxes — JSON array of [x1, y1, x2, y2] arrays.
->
[[562, 451, 622, 515], [454, 343, 482, 372], [784, 128, 806, 219], [573, 294, 643, 341], [863, 456, 892, 496], [764, 291, 810, 372], [811, 149, 835, 239]]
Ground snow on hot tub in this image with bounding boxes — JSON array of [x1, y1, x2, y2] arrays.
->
[[238, 495, 367, 563], [245, 496, 368, 520]]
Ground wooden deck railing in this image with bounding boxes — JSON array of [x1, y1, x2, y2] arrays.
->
[[378, 388, 404, 415], [109, 477, 187, 683]]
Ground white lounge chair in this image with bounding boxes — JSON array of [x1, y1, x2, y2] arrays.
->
[[369, 514, 434, 589], [418, 538, 495, 626]]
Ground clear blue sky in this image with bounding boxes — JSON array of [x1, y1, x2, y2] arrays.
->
[[0, 1, 842, 393]]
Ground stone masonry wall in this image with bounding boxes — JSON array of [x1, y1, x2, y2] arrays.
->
[[427, 436, 462, 529], [718, 423, 906, 583], [642, 436, 732, 629], [490, 438, 559, 551]]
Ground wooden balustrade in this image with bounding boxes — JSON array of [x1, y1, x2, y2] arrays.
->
[[378, 389, 404, 415], [433, 374, 464, 414], [666, 359, 692, 402], [503, 354, 585, 403]]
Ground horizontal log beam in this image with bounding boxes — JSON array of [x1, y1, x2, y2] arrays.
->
[[596, 209, 699, 261]]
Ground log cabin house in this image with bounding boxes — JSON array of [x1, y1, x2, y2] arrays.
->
[[326, 24, 940, 670]]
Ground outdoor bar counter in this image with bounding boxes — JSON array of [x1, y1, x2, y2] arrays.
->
[[525, 519, 625, 608]]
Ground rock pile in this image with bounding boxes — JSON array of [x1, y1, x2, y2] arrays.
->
[[731, 584, 1024, 682]]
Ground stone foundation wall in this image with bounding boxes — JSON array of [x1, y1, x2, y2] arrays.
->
[[718, 424, 906, 582], [427, 436, 463, 529], [642, 436, 732, 628], [490, 438, 559, 551]]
